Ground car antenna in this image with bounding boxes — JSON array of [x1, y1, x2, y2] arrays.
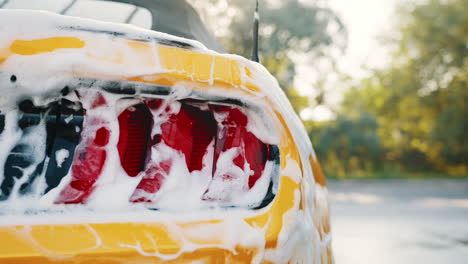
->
[[251, 0, 260, 62]]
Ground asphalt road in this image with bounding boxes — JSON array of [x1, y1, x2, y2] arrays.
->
[[328, 179, 468, 264]]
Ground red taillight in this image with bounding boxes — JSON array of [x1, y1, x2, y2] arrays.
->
[[55, 96, 274, 208], [131, 102, 217, 202], [130, 159, 172, 203], [55, 119, 109, 204], [117, 104, 153, 177], [218, 107, 269, 189], [202, 106, 270, 201], [244, 131, 270, 188], [161, 102, 217, 172], [55, 94, 110, 204]]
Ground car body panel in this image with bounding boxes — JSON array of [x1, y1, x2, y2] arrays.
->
[[0, 10, 332, 264]]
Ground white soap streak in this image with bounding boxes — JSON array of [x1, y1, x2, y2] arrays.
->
[[282, 157, 303, 185], [13, 225, 72, 260], [12, 224, 102, 260], [84, 93, 138, 210], [8, 120, 47, 201], [264, 189, 303, 263], [84, 224, 104, 252], [136, 142, 213, 211], [119, 219, 266, 262], [30, 156, 50, 199], [63, 114, 73, 124], [203, 147, 250, 202], [0, 110, 21, 186], [55, 149, 69, 168], [209, 55, 215, 86], [149, 99, 181, 137], [246, 106, 279, 145], [234, 160, 275, 207], [39, 171, 71, 207], [202, 147, 274, 208]]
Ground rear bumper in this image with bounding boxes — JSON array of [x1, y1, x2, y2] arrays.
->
[[0, 175, 302, 263]]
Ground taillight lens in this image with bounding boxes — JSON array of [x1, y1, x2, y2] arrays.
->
[[130, 101, 218, 202], [56, 93, 111, 204], [161, 102, 217, 173], [1, 92, 278, 210], [117, 103, 153, 177], [202, 106, 270, 202]]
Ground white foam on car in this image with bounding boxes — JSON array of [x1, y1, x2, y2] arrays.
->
[[55, 149, 69, 168], [0, 10, 331, 263]]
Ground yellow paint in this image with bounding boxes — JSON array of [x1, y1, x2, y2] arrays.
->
[[266, 177, 300, 249], [310, 155, 327, 186], [0, 36, 263, 94], [85, 48, 125, 65], [158, 45, 213, 82], [244, 66, 253, 78], [0, 247, 257, 264], [0, 48, 10, 64], [0, 222, 257, 263], [155, 45, 261, 93], [245, 115, 302, 249], [245, 81, 262, 92], [129, 75, 176, 87], [83, 40, 160, 67], [0, 27, 325, 262], [212, 55, 242, 86], [274, 111, 302, 172], [10, 37, 85, 55]]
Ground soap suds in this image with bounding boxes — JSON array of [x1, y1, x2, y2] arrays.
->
[[55, 149, 69, 168], [0, 9, 331, 263]]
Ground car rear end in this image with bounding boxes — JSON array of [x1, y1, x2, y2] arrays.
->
[[0, 8, 332, 264]]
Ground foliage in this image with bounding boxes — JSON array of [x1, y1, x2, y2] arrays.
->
[[310, 113, 382, 178], [314, 0, 468, 177]]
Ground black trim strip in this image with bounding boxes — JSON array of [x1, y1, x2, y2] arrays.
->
[[60, 0, 78, 15], [70, 78, 172, 96], [58, 26, 196, 50], [70, 78, 246, 107], [253, 181, 276, 210]]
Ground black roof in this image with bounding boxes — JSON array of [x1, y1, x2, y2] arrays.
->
[[108, 0, 224, 52]]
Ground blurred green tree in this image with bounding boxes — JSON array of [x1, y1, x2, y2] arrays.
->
[[310, 113, 382, 178], [338, 0, 468, 175]]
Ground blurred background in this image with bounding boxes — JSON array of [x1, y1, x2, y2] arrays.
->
[[189, 0, 468, 263]]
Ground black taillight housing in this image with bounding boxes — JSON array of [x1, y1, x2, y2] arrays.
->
[[0, 97, 84, 200]]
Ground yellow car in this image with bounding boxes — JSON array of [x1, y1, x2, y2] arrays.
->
[[0, 1, 331, 263]]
